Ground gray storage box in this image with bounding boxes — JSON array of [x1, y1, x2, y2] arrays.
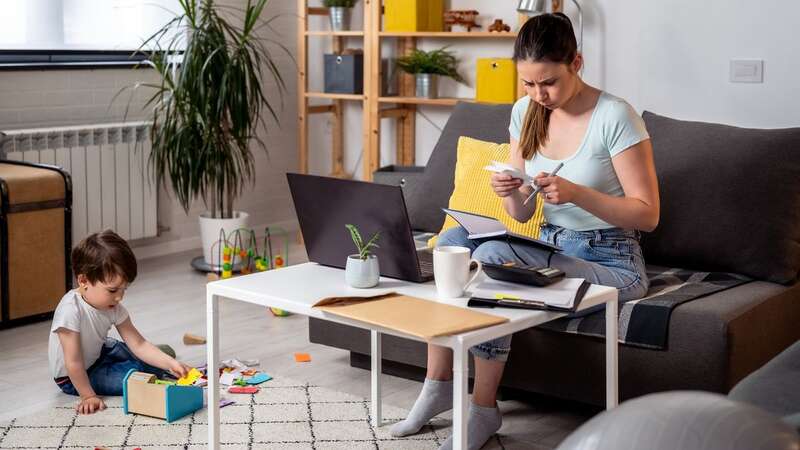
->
[[324, 53, 363, 95]]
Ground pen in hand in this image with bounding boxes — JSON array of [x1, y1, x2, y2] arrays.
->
[[523, 162, 564, 205]]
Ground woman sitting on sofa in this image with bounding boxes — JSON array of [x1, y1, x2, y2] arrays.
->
[[391, 13, 660, 450]]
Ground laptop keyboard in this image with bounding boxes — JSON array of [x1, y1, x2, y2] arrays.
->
[[418, 249, 434, 276]]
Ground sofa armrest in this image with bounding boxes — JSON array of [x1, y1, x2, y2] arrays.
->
[[373, 164, 425, 187]]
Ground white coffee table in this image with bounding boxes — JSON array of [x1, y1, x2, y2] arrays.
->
[[206, 262, 619, 450]]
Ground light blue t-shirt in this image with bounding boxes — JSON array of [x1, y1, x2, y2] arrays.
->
[[508, 92, 649, 231]]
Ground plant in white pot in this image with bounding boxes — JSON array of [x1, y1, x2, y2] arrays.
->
[[344, 224, 380, 288], [323, 0, 358, 32], [134, 0, 288, 268]]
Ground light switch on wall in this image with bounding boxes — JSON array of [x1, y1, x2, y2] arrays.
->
[[730, 59, 764, 83]]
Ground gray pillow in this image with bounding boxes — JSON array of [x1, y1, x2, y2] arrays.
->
[[405, 102, 513, 232], [641, 111, 800, 284]]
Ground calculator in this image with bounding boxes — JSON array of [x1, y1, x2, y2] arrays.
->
[[482, 262, 565, 287]]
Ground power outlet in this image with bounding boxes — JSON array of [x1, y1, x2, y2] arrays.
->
[[730, 59, 764, 83]]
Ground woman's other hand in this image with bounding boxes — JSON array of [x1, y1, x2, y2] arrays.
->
[[534, 172, 579, 204], [491, 173, 524, 198]]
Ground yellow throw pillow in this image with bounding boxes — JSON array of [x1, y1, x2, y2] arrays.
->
[[428, 136, 544, 247]]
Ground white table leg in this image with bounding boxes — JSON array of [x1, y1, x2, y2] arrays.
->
[[452, 343, 469, 450], [207, 291, 220, 450], [371, 330, 382, 427], [606, 293, 619, 409]]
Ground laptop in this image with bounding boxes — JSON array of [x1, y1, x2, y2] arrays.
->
[[287, 173, 434, 283]]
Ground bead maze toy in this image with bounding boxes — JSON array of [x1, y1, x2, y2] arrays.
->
[[206, 226, 291, 281], [122, 370, 204, 423], [206, 227, 293, 317]]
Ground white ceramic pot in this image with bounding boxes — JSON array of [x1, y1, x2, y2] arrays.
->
[[345, 254, 380, 288], [199, 211, 250, 267]]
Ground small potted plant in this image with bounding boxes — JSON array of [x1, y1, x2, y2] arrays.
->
[[396, 47, 466, 99], [345, 224, 380, 288], [324, 0, 357, 32]]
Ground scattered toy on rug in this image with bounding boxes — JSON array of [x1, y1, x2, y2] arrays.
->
[[294, 352, 312, 363], [229, 386, 259, 394], [183, 333, 207, 345]]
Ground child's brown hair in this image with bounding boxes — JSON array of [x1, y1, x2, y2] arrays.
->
[[71, 229, 137, 284]]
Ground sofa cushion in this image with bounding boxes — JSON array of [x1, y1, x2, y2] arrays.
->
[[406, 102, 514, 232], [430, 137, 544, 246], [641, 112, 800, 284]]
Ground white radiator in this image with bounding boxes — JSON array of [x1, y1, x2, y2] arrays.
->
[[1, 122, 158, 243]]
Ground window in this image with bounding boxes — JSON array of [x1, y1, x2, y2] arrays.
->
[[0, 0, 184, 69]]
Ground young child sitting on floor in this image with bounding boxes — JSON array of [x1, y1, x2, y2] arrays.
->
[[49, 229, 191, 415]]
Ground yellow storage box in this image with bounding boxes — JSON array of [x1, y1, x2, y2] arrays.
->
[[384, 0, 443, 32], [476, 58, 518, 104]]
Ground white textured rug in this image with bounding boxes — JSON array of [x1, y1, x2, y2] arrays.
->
[[0, 376, 509, 450]]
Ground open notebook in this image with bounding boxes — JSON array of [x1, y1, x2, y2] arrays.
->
[[443, 208, 561, 252], [470, 278, 595, 313]]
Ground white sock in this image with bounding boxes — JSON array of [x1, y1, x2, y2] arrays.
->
[[438, 402, 502, 450], [390, 378, 453, 437]]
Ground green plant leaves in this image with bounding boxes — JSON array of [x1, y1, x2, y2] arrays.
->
[[130, 0, 288, 218], [346, 224, 380, 260], [395, 47, 466, 84]]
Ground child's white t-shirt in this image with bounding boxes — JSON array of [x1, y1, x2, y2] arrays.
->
[[48, 289, 130, 378]]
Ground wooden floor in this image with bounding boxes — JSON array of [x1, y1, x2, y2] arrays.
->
[[0, 246, 596, 449]]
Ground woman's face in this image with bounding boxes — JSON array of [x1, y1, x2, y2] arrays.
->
[[517, 57, 581, 110]]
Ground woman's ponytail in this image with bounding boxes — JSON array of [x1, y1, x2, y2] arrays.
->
[[518, 98, 550, 160]]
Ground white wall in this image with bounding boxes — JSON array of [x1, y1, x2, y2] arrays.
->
[[0, 0, 299, 257], [306, 0, 800, 180]]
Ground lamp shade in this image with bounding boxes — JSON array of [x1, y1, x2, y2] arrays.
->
[[517, 0, 547, 15]]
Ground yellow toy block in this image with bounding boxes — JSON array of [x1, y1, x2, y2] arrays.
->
[[476, 58, 518, 104], [177, 367, 203, 386]]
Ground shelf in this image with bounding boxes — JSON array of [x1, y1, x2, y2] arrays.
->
[[378, 96, 473, 106], [379, 31, 517, 38], [306, 92, 365, 101], [305, 31, 365, 37]]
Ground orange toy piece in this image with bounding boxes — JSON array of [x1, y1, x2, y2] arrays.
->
[[294, 353, 311, 363]]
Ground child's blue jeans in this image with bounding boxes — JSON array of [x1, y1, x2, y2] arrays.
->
[[436, 224, 649, 363], [55, 338, 167, 396]]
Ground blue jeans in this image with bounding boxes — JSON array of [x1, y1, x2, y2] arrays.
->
[[437, 224, 649, 362], [56, 338, 167, 396]]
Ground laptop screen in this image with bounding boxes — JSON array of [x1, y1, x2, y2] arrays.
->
[[287, 173, 424, 282]]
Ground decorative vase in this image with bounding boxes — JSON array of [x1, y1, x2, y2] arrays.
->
[[199, 211, 250, 267], [415, 73, 438, 99], [345, 254, 380, 288], [329, 6, 351, 32]]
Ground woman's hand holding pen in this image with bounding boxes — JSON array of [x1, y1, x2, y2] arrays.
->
[[490, 172, 524, 198], [533, 171, 578, 204]]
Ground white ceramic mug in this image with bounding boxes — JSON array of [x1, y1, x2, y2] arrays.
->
[[433, 246, 483, 298]]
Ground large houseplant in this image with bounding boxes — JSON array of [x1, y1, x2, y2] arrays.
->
[[137, 0, 287, 267], [396, 47, 466, 99]]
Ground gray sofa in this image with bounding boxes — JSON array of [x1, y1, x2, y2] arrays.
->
[[308, 102, 800, 406]]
